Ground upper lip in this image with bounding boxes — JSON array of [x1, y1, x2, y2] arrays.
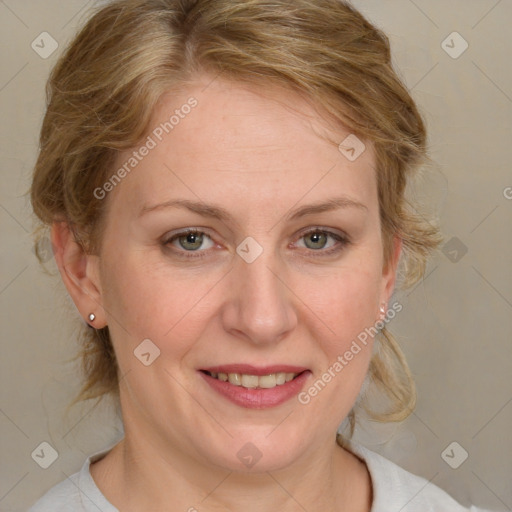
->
[[200, 364, 309, 376]]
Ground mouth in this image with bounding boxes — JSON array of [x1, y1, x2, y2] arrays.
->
[[198, 365, 311, 409], [201, 370, 303, 389]]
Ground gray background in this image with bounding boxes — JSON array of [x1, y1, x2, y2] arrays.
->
[[1, 1, 511, 510]]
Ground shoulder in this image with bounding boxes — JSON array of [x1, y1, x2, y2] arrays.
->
[[344, 440, 495, 512], [27, 447, 118, 512], [27, 472, 82, 512]]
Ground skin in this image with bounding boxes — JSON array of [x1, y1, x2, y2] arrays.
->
[[52, 74, 402, 512]]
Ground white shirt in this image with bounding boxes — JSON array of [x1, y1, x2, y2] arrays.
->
[[28, 440, 497, 511]]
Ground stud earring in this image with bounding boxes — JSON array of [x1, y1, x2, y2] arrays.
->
[[88, 313, 96, 322]]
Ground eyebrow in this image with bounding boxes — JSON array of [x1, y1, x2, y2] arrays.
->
[[138, 196, 368, 223]]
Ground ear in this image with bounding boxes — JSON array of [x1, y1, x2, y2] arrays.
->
[[50, 221, 107, 328], [379, 234, 402, 312]]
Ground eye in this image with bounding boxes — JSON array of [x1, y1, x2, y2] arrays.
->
[[302, 231, 331, 250], [161, 227, 349, 259], [294, 228, 349, 255], [164, 229, 215, 252]]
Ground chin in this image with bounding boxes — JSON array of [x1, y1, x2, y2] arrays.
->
[[198, 429, 310, 473]]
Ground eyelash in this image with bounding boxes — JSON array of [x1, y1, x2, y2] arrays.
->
[[162, 227, 351, 260]]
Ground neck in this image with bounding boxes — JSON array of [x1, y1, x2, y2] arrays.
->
[[91, 420, 372, 512]]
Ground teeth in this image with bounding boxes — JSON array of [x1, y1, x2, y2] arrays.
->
[[259, 374, 277, 388], [241, 374, 259, 388], [228, 373, 242, 386], [209, 371, 300, 389]]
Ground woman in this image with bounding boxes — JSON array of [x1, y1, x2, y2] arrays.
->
[[28, 0, 494, 510]]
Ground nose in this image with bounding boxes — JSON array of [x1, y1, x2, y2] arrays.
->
[[220, 251, 298, 346]]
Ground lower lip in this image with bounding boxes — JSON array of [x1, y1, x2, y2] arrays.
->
[[199, 371, 311, 409]]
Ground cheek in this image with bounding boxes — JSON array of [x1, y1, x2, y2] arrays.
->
[[306, 267, 382, 406], [304, 262, 383, 355], [100, 254, 218, 356], [295, 222, 384, 328]]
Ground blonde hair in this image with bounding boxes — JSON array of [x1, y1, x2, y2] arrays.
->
[[30, 0, 443, 438]]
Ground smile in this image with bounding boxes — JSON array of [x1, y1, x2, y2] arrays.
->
[[203, 371, 300, 389], [199, 365, 311, 409]]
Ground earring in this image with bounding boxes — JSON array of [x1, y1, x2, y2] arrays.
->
[[379, 304, 386, 318], [88, 313, 96, 322]]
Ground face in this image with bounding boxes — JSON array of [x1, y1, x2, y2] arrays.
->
[[78, 75, 400, 471]]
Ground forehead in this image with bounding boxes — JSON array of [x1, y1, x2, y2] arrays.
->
[[108, 76, 377, 216]]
